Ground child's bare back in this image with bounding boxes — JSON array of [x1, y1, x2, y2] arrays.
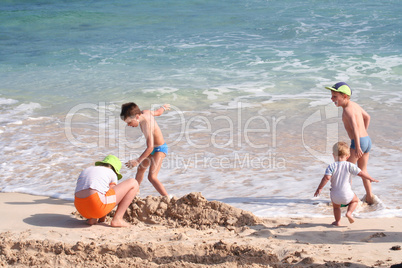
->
[[342, 100, 370, 141], [139, 109, 165, 147]]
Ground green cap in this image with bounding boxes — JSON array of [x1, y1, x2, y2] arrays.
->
[[95, 155, 123, 180], [325, 82, 352, 96]]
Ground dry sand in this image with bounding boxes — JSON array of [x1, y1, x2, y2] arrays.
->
[[0, 192, 401, 267]]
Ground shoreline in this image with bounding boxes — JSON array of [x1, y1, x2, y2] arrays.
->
[[1, 192, 401, 267]]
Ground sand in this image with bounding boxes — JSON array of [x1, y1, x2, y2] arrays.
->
[[1, 192, 401, 267]]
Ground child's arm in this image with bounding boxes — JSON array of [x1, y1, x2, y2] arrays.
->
[[138, 119, 154, 162], [358, 170, 379, 183], [151, 104, 170, 116], [126, 118, 154, 168], [362, 108, 370, 131], [314, 175, 331, 197]]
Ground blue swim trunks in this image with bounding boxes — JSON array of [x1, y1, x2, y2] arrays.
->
[[350, 136, 372, 153], [150, 143, 168, 156]]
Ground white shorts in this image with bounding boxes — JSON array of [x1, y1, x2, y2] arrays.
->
[[330, 189, 355, 205]]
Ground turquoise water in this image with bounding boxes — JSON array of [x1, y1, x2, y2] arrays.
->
[[1, 0, 401, 218]]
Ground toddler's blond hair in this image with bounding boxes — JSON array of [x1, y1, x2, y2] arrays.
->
[[333, 142, 350, 157]]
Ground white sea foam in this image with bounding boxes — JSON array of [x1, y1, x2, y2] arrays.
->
[[0, 99, 42, 126], [1, 101, 401, 218], [0, 97, 18, 105]]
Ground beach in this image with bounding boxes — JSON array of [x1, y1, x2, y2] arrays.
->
[[1, 1, 402, 266], [1, 192, 401, 267]]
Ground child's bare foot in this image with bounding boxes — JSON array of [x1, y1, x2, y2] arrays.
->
[[367, 195, 375, 205], [110, 218, 131, 228], [86, 218, 98, 225], [98, 216, 107, 223], [363, 194, 375, 205], [346, 213, 355, 224], [331, 221, 341, 226]]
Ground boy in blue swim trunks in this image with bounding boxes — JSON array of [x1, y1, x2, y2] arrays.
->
[[326, 82, 375, 204], [120, 103, 170, 196]]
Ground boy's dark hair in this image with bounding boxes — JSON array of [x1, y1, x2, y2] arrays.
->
[[97, 162, 118, 175], [120, 102, 141, 120]]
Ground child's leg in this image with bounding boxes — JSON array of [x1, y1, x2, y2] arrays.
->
[[348, 148, 358, 165], [348, 150, 373, 204], [135, 157, 152, 186], [111, 178, 139, 227], [345, 194, 359, 224], [358, 153, 373, 204], [148, 152, 168, 196], [332, 203, 342, 226]]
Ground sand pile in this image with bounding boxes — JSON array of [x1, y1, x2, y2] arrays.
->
[[111, 192, 262, 229], [0, 233, 282, 268], [2, 193, 401, 267]]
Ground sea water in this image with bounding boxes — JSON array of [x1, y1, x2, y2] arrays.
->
[[1, 0, 401, 218]]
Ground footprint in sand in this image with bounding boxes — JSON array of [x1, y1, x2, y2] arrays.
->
[[361, 232, 386, 243]]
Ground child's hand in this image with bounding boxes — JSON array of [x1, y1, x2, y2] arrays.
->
[[126, 159, 139, 169], [359, 171, 379, 183], [314, 189, 321, 197], [355, 147, 364, 158], [162, 104, 171, 111]]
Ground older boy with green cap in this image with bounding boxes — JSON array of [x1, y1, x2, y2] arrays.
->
[[326, 82, 374, 204], [74, 154, 139, 227]]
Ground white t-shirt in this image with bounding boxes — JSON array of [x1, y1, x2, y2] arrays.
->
[[75, 166, 118, 194], [325, 161, 361, 205]]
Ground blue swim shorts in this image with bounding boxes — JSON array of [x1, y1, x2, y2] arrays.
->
[[350, 136, 372, 153], [150, 143, 168, 156]]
